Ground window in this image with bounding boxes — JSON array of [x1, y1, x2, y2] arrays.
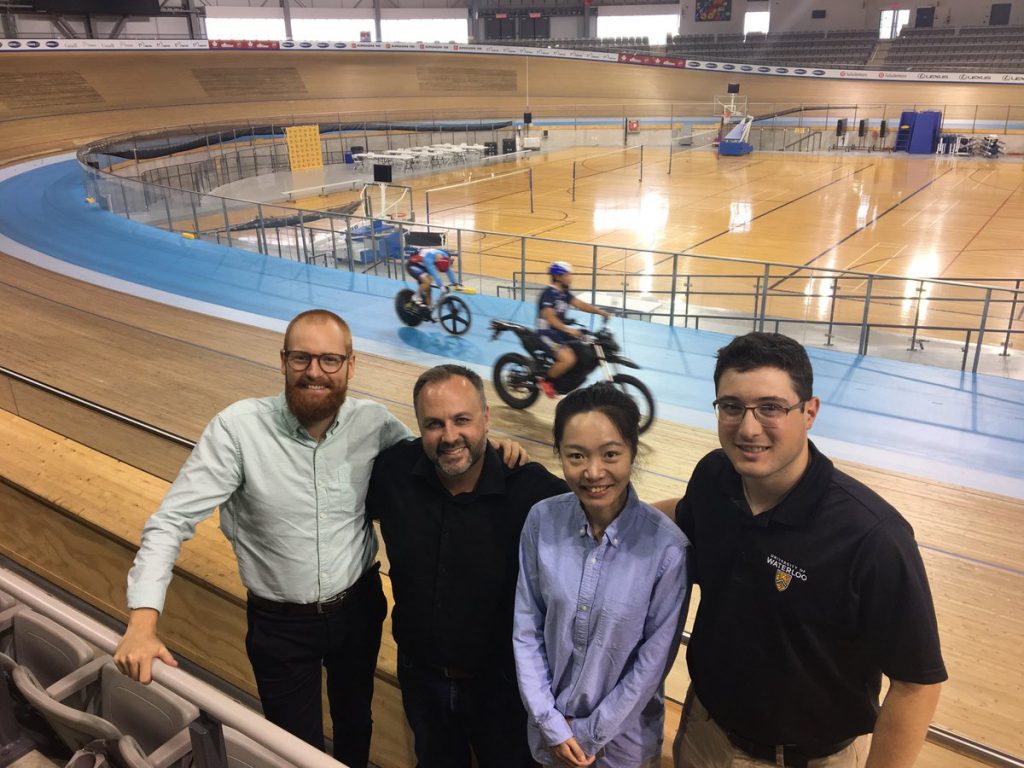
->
[[878, 8, 910, 39], [744, 10, 770, 35], [205, 17, 286, 40], [595, 14, 678, 42], [381, 17, 467, 43], [990, 3, 1011, 25], [811, 9, 826, 20], [291, 19, 373, 41]]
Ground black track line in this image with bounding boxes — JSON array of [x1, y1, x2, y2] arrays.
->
[[768, 165, 956, 290]]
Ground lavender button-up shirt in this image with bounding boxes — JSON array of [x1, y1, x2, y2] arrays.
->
[[514, 487, 691, 765]]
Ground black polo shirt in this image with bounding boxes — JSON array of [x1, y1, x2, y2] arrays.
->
[[676, 441, 946, 747], [367, 438, 568, 677]]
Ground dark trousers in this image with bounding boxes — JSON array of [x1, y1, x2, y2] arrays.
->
[[245, 570, 387, 768], [397, 653, 537, 768]]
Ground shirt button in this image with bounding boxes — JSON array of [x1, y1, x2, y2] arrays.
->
[[581, 605, 588, 611], [591, 557, 598, 564], [576, 645, 584, 652], [319, 513, 326, 519], [613, 538, 619, 545]]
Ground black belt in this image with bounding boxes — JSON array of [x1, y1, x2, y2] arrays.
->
[[725, 730, 854, 768], [247, 563, 380, 616]]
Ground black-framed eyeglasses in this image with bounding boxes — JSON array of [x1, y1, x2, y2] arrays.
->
[[712, 398, 806, 426], [282, 350, 349, 374]]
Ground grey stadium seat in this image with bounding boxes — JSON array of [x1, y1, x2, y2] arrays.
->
[[4, 610, 95, 690], [118, 725, 291, 768], [13, 658, 197, 767]]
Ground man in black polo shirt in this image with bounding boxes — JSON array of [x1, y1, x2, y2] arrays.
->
[[664, 332, 946, 768], [366, 364, 567, 768]]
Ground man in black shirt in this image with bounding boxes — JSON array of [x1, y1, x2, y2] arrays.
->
[[366, 364, 567, 768], [661, 333, 946, 768]]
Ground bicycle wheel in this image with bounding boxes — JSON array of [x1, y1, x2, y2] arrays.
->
[[437, 294, 471, 335], [611, 374, 656, 434], [394, 289, 424, 327]]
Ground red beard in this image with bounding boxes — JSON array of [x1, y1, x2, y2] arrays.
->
[[285, 380, 347, 427]]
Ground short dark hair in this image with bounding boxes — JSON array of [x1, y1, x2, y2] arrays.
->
[[713, 332, 813, 401], [553, 382, 640, 459], [413, 364, 487, 414], [283, 309, 351, 353]]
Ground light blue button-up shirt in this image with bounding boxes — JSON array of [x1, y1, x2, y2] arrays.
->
[[127, 393, 411, 612], [514, 487, 690, 765]]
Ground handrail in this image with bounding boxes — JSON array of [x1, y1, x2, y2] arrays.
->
[[1, 365, 194, 449]]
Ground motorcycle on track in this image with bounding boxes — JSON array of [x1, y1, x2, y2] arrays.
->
[[489, 318, 655, 433]]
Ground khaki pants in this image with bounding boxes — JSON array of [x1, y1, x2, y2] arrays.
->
[[672, 690, 870, 768]]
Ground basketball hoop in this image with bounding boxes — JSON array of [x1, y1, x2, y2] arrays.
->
[[723, 110, 734, 122]]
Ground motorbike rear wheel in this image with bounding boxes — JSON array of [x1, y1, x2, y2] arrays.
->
[[394, 289, 425, 327], [611, 374, 656, 434], [493, 353, 540, 409]]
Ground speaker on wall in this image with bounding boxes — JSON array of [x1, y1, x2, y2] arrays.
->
[[373, 164, 392, 184], [727, 82, 740, 94], [879, 120, 888, 138], [858, 119, 867, 137], [836, 119, 847, 136], [524, 112, 533, 124]]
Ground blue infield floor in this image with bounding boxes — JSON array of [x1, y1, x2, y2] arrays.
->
[[2, 155, 1023, 499]]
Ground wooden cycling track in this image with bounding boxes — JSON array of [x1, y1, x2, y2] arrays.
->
[[1, 50, 1022, 767]]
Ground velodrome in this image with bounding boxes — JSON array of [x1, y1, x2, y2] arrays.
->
[[1, 44, 1023, 768]]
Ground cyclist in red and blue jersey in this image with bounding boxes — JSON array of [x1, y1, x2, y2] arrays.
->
[[406, 246, 460, 310], [536, 261, 610, 398]]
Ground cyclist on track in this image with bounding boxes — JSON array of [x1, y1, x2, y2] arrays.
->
[[406, 246, 460, 312], [535, 261, 610, 398]]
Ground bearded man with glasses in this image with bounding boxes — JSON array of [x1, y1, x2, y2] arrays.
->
[[657, 332, 946, 768], [115, 309, 525, 766]]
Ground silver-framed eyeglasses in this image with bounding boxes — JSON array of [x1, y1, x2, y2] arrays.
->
[[283, 350, 349, 374], [712, 399, 806, 425]]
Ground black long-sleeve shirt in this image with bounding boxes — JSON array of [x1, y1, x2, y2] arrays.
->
[[367, 438, 568, 677]]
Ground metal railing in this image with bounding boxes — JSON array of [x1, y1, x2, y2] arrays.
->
[[75, 111, 1023, 378]]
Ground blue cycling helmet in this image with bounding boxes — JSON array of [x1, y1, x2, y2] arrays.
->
[[549, 261, 572, 277]]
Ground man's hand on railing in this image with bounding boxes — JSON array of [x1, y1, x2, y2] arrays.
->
[[114, 607, 178, 685]]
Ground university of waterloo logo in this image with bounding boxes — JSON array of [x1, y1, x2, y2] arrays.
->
[[767, 553, 806, 592]]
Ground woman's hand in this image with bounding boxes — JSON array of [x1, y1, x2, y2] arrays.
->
[[551, 736, 595, 767]]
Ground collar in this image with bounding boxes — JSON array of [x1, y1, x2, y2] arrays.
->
[[412, 439, 505, 499], [574, 484, 641, 547], [277, 391, 347, 441], [723, 441, 833, 528]]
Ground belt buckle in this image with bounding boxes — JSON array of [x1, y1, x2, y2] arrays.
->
[[316, 590, 346, 614]]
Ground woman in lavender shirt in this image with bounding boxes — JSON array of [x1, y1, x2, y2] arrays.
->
[[514, 383, 691, 767]]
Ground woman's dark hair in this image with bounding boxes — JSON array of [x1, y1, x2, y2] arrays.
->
[[713, 332, 814, 402], [553, 382, 640, 459]]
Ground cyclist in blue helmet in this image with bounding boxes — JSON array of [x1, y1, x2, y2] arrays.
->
[[407, 246, 460, 310], [535, 261, 610, 398]]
